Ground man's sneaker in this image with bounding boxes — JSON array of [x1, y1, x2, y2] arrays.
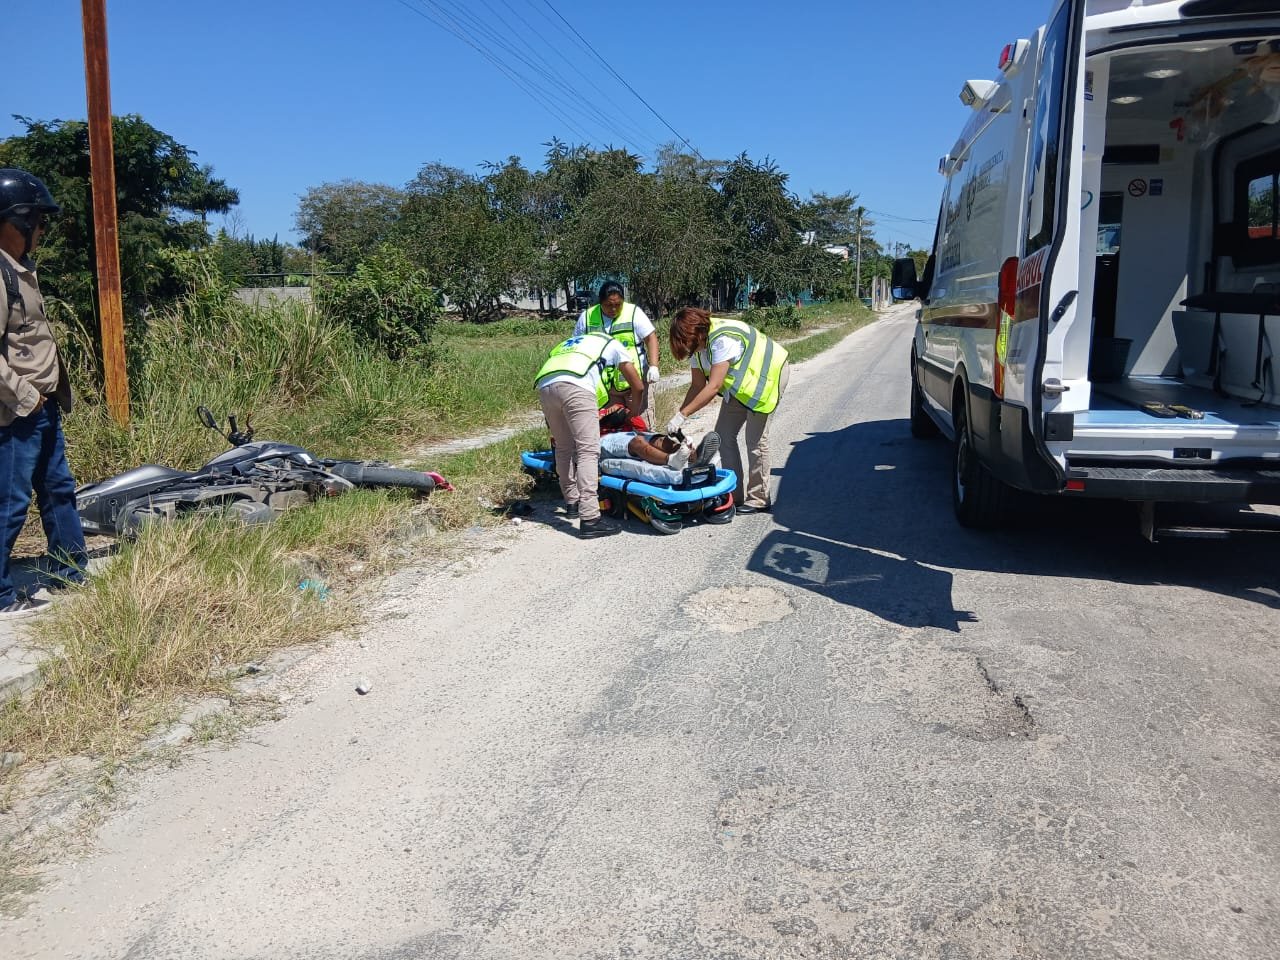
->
[[0, 597, 51, 620], [579, 516, 622, 539], [694, 431, 721, 466]]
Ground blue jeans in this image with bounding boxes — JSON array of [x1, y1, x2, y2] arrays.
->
[[0, 404, 87, 605]]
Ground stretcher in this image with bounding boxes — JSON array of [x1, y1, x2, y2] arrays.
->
[[520, 448, 738, 534]]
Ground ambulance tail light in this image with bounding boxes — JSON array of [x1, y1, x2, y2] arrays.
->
[[994, 256, 1019, 399]]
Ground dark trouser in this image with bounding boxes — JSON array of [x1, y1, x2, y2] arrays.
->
[[0, 405, 87, 605]]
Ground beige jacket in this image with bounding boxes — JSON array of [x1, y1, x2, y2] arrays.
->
[[0, 247, 71, 427]]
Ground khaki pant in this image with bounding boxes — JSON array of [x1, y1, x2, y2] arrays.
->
[[539, 381, 602, 522], [715, 364, 789, 509]]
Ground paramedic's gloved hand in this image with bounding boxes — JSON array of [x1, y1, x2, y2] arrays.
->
[[665, 412, 686, 434], [646, 366, 661, 384], [666, 445, 691, 470]]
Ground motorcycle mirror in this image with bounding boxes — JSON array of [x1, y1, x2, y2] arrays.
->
[[196, 406, 219, 430]]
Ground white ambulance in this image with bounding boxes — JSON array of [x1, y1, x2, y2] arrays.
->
[[894, 0, 1280, 537]]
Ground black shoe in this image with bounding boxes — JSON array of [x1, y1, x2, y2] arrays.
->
[[564, 503, 579, 518], [693, 431, 721, 466], [579, 516, 621, 539], [735, 501, 772, 514]]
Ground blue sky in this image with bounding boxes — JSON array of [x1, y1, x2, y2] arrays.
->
[[8, 0, 1046, 252]]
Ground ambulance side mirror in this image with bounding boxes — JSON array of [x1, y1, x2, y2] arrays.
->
[[892, 258, 920, 301]]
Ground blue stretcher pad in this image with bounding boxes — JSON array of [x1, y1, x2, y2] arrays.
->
[[521, 450, 737, 504]]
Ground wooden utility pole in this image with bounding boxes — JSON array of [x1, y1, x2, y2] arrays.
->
[[81, 0, 130, 427], [855, 207, 864, 300]]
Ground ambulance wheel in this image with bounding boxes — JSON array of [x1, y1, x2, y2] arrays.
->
[[910, 355, 940, 439], [952, 400, 1007, 529]]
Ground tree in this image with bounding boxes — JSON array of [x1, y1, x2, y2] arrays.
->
[[565, 160, 721, 319], [211, 231, 310, 284], [800, 191, 861, 246], [396, 161, 540, 322], [713, 154, 816, 306], [0, 114, 239, 335], [535, 140, 643, 307], [295, 180, 405, 272]]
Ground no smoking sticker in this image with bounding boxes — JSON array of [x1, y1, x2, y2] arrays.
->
[[1128, 178, 1148, 197]]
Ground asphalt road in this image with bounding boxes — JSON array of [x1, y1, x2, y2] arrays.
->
[[6, 303, 1279, 959]]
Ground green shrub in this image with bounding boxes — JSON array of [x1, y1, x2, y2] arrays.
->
[[314, 244, 442, 361], [742, 304, 802, 331]]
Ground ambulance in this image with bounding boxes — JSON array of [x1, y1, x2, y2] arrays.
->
[[893, 0, 1280, 537]]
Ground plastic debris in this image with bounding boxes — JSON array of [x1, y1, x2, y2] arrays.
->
[[298, 579, 332, 601]]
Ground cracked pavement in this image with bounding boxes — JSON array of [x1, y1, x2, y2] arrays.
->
[[4, 302, 1278, 959]]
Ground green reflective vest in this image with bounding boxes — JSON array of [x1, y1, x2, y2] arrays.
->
[[585, 302, 645, 393], [535, 332, 617, 407], [694, 317, 789, 414]]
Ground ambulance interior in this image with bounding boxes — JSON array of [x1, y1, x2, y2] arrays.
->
[[1078, 37, 1280, 430]]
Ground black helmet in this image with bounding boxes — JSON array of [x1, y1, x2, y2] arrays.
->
[[0, 168, 60, 255]]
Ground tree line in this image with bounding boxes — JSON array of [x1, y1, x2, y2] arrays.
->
[[1, 113, 921, 345], [291, 140, 916, 322]]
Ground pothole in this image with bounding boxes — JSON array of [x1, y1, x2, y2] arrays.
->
[[682, 585, 794, 634]]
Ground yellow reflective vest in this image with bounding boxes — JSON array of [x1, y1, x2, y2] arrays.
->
[[535, 332, 618, 407], [694, 317, 789, 414], [585, 302, 645, 393]]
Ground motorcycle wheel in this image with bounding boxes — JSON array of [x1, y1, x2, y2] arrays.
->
[[326, 462, 436, 493]]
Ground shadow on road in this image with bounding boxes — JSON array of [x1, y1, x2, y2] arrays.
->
[[748, 418, 1280, 628]]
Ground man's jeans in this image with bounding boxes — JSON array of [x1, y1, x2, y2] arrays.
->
[[0, 405, 87, 606]]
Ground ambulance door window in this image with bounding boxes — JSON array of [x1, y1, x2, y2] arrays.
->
[[1025, 3, 1072, 255]]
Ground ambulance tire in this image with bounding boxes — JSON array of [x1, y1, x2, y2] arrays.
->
[[910, 358, 940, 439], [952, 400, 1007, 529]]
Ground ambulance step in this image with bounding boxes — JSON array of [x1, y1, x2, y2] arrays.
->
[[1066, 464, 1280, 502]]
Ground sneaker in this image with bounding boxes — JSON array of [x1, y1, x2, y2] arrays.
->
[[694, 431, 721, 466], [0, 597, 51, 620], [579, 516, 622, 539], [735, 500, 772, 514]]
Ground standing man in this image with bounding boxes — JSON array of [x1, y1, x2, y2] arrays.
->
[[0, 168, 86, 617], [574, 281, 660, 425], [536, 332, 643, 539]]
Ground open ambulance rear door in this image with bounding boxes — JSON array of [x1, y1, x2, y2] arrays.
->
[[997, 0, 1089, 495]]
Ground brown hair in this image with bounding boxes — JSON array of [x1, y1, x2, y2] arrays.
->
[[669, 306, 711, 360]]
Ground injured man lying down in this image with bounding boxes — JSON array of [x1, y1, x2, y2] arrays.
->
[[597, 429, 721, 485]]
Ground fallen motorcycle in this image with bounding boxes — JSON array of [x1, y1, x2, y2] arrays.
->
[[76, 407, 448, 539]]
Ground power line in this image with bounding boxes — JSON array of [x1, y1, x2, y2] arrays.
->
[[393, 0, 672, 158], [864, 207, 936, 224], [496, 0, 666, 150], [393, 0, 597, 145], [537, 0, 703, 160], [426, 0, 656, 154]]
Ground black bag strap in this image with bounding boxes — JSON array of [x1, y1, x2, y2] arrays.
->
[[0, 257, 19, 312]]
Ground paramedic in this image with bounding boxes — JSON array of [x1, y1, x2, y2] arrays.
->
[[0, 168, 86, 618], [574, 281, 660, 422], [536, 332, 643, 538], [666, 307, 789, 514]]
